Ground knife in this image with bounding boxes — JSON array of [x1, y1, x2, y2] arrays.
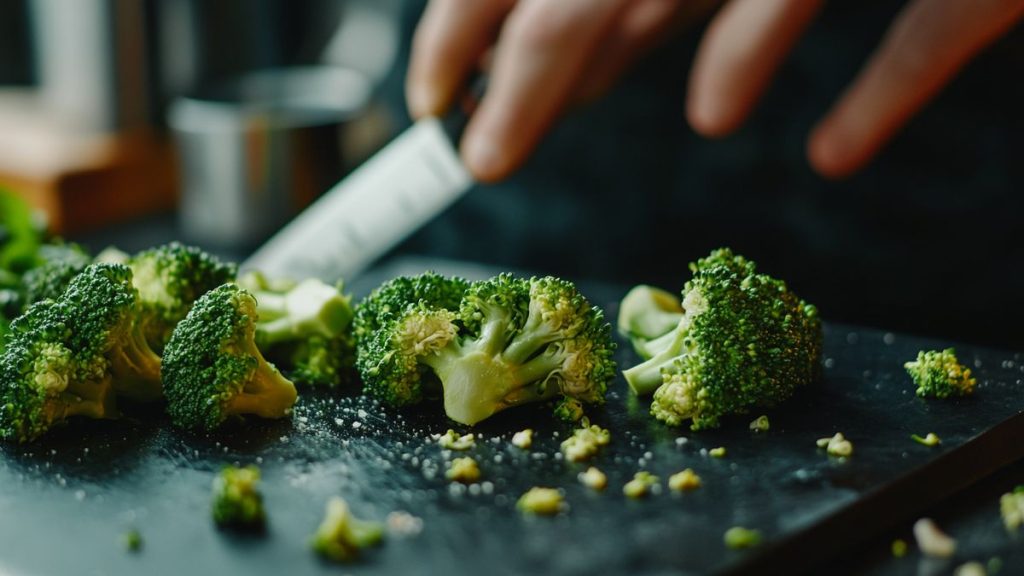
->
[[241, 94, 479, 282]]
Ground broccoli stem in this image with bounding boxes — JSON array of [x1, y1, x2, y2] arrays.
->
[[426, 344, 563, 425], [623, 327, 687, 396], [62, 377, 116, 419], [108, 322, 163, 402], [224, 356, 297, 419]]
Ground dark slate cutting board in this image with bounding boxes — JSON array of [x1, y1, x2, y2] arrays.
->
[[0, 259, 1022, 576]]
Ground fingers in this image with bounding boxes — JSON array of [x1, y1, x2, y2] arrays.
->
[[575, 0, 701, 102], [406, 0, 514, 119], [687, 0, 823, 137], [460, 0, 630, 182], [808, 0, 1024, 179]]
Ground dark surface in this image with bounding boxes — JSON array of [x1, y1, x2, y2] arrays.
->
[[0, 258, 1023, 575]]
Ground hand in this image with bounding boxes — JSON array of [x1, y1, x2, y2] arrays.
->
[[406, 0, 1024, 182]]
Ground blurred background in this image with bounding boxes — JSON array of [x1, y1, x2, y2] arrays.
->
[[0, 0, 1021, 347]]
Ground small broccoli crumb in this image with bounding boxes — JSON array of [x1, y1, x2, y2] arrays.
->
[[211, 465, 265, 530], [912, 433, 942, 447], [122, 529, 143, 552], [554, 397, 586, 423], [709, 447, 726, 458], [446, 457, 481, 483], [623, 472, 659, 499], [560, 420, 610, 462], [437, 429, 475, 451], [1000, 486, 1024, 532], [989, 557, 1003, 574], [723, 526, 761, 549], [310, 497, 384, 562], [668, 469, 702, 492], [891, 539, 907, 558], [517, 487, 566, 516], [749, 415, 770, 432], [954, 561, 987, 576], [511, 429, 534, 449], [914, 518, 957, 559], [817, 433, 853, 457], [905, 348, 976, 398], [578, 467, 607, 491]]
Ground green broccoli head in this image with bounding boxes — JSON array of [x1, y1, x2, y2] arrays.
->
[[624, 249, 822, 430], [244, 276, 356, 389], [211, 465, 266, 530], [905, 348, 976, 398], [310, 496, 383, 563], [162, 283, 297, 432], [21, 242, 92, 307], [128, 242, 237, 350], [355, 272, 615, 426], [0, 300, 116, 442], [59, 263, 162, 402]]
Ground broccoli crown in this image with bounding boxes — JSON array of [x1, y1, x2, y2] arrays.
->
[[247, 277, 357, 389], [626, 248, 822, 430], [162, 283, 297, 431], [0, 299, 116, 442], [59, 263, 162, 402], [211, 465, 266, 529], [310, 496, 384, 563], [905, 348, 976, 398], [128, 242, 237, 349], [21, 243, 92, 307], [355, 272, 615, 425]]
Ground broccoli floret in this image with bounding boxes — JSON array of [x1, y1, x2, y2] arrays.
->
[[162, 283, 297, 431], [21, 242, 92, 307], [905, 348, 976, 398], [58, 263, 163, 402], [723, 526, 762, 549], [0, 300, 117, 442], [623, 471, 659, 499], [355, 272, 616, 426], [517, 487, 565, 515], [243, 275, 356, 389], [578, 467, 607, 491], [446, 456, 481, 483], [128, 242, 237, 351], [560, 419, 610, 462], [310, 497, 384, 562], [211, 465, 266, 530], [621, 248, 822, 430]]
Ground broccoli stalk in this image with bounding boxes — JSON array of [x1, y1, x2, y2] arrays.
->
[[617, 284, 684, 359], [162, 283, 297, 431], [356, 273, 615, 426]]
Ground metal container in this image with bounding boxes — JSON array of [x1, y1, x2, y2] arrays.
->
[[168, 66, 371, 248]]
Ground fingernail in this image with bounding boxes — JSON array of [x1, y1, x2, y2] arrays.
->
[[461, 130, 503, 182]]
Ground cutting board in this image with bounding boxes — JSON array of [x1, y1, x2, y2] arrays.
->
[[0, 259, 1021, 575]]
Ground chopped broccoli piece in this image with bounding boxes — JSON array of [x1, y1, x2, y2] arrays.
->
[[310, 496, 384, 562], [891, 539, 908, 558], [578, 467, 608, 491], [511, 429, 533, 449], [355, 272, 615, 426], [724, 526, 762, 549], [436, 429, 475, 450], [623, 471, 659, 499], [128, 242, 237, 351], [708, 446, 727, 458], [749, 415, 770, 432], [553, 397, 585, 423], [211, 465, 266, 530], [912, 432, 942, 447], [668, 469, 702, 492], [560, 420, 610, 462], [517, 487, 565, 515], [622, 248, 822, 430], [1000, 486, 1024, 532], [162, 283, 297, 431], [121, 529, 143, 552], [446, 456, 481, 483], [243, 275, 356, 389], [817, 433, 853, 457], [954, 562, 987, 576], [914, 518, 957, 558], [905, 348, 976, 398]]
